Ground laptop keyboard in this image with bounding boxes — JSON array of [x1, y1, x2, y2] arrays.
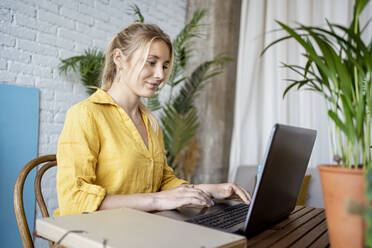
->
[[185, 203, 249, 229]]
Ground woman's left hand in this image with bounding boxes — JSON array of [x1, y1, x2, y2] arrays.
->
[[195, 183, 251, 205]]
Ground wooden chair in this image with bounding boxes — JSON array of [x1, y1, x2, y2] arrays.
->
[[13, 154, 57, 248]]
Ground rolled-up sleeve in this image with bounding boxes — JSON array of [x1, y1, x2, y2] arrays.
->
[[157, 128, 189, 191], [160, 163, 189, 190], [55, 105, 106, 216]]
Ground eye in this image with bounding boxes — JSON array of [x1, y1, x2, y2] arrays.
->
[[163, 65, 169, 71], [147, 60, 156, 66]]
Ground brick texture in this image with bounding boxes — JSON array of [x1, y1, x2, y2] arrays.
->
[[0, 1, 186, 247]]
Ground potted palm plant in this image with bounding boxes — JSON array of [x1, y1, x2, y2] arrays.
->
[[262, 0, 371, 247], [59, 6, 230, 182]]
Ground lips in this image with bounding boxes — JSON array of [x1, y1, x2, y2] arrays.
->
[[145, 81, 160, 89]]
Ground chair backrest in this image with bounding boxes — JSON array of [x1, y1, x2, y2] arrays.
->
[[13, 154, 57, 248], [234, 165, 313, 206], [234, 165, 258, 194]]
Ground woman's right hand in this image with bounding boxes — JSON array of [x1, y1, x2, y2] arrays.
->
[[152, 184, 214, 211]]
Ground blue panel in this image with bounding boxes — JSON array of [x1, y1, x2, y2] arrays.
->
[[0, 84, 39, 247]]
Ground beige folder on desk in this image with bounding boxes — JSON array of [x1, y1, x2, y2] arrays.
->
[[36, 208, 246, 248]]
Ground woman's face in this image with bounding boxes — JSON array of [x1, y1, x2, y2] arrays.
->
[[122, 40, 170, 98]]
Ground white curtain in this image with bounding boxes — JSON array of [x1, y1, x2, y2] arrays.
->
[[229, 0, 371, 180]]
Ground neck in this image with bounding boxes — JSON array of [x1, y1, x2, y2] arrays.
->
[[107, 82, 141, 118]]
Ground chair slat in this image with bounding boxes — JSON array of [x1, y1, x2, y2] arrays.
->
[[13, 154, 57, 248], [35, 161, 57, 218]]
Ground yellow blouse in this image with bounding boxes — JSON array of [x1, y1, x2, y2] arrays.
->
[[55, 89, 188, 216]]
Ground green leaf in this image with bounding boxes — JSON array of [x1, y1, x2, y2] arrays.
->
[[172, 54, 231, 115], [261, 34, 296, 56], [171, 76, 188, 87], [127, 4, 144, 23], [168, 9, 207, 88], [280, 63, 325, 96], [161, 104, 199, 167], [146, 91, 162, 112], [351, 0, 369, 34], [282, 80, 306, 98], [355, 90, 366, 138], [58, 48, 104, 95], [276, 21, 335, 84], [328, 110, 348, 135], [339, 94, 356, 141]]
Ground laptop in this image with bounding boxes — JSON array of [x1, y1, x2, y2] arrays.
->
[[167, 124, 317, 237]]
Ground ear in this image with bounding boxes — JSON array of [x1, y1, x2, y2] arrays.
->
[[113, 48, 125, 69]]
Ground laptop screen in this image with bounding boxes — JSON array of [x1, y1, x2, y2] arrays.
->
[[243, 124, 317, 237]]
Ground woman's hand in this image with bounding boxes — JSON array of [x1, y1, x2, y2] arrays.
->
[[152, 184, 214, 211], [195, 183, 251, 205]]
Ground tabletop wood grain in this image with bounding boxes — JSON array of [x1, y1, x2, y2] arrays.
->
[[246, 206, 329, 248]]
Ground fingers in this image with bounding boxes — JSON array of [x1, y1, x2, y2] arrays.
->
[[171, 183, 252, 208], [182, 183, 251, 206], [156, 185, 214, 210], [181, 197, 211, 208], [238, 186, 252, 202], [182, 184, 212, 200], [180, 185, 214, 207], [159, 183, 252, 210], [229, 183, 251, 205]]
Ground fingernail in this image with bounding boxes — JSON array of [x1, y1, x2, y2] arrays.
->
[[210, 200, 215, 206], [202, 201, 207, 205]]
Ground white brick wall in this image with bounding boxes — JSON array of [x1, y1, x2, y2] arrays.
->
[[0, 0, 187, 247]]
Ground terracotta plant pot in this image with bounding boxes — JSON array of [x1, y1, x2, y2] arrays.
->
[[318, 165, 366, 248]]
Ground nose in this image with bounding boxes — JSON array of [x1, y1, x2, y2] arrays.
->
[[153, 65, 165, 81]]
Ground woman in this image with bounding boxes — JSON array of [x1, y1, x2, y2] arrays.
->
[[55, 23, 251, 216]]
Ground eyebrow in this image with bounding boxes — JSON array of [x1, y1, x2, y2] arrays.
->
[[148, 55, 170, 64]]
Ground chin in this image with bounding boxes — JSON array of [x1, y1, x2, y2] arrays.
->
[[141, 90, 156, 98]]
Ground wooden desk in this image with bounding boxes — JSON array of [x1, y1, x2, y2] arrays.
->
[[246, 206, 329, 248]]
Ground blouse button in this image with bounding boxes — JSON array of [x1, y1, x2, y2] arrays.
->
[[77, 181, 82, 187]]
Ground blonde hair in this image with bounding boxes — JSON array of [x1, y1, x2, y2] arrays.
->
[[101, 23, 174, 134]]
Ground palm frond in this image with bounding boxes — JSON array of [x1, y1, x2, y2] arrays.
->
[[59, 55, 84, 74], [168, 9, 208, 87], [146, 90, 162, 111], [127, 4, 144, 23], [59, 49, 104, 95], [172, 54, 231, 115], [161, 54, 230, 169], [161, 104, 199, 168]]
